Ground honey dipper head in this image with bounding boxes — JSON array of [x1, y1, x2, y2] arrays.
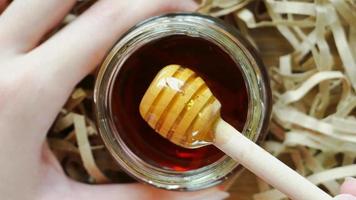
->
[[139, 64, 221, 149]]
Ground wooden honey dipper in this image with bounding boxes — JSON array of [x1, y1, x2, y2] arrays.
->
[[140, 65, 332, 200]]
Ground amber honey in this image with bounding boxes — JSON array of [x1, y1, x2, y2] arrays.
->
[[111, 35, 248, 171]]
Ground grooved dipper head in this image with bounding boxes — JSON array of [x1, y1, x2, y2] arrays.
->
[[139, 65, 221, 148]]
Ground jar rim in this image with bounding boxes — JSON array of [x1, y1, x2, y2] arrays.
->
[[94, 12, 271, 191]]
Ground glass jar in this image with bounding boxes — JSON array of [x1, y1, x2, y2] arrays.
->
[[94, 13, 271, 191]]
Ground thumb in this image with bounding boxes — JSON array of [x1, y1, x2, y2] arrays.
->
[[72, 182, 230, 200]]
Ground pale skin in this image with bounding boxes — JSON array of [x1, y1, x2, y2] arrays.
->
[[0, 1, 354, 200]]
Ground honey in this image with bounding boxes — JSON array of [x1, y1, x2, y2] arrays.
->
[[111, 35, 248, 171]]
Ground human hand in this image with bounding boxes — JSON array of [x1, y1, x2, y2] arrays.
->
[[334, 178, 356, 200], [0, 0, 229, 200]]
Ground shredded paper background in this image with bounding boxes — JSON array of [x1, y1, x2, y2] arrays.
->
[[48, 0, 356, 199]]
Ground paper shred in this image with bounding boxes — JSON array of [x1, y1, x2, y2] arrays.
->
[[278, 71, 348, 105], [264, 0, 301, 49], [207, 0, 356, 198], [66, 88, 87, 111], [73, 114, 110, 183], [275, 106, 356, 143], [48, 138, 79, 154], [328, 7, 356, 90], [53, 113, 74, 133], [300, 147, 340, 195], [308, 165, 356, 185], [329, 116, 356, 134], [268, 1, 316, 16]]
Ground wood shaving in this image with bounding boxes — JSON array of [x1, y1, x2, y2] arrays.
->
[[228, 0, 355, 199], [73, 114, 110, 183], [47, 0, 356, 198]]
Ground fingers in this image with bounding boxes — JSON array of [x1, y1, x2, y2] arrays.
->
[[0, 0, 76, 54], [0, 0, 197, 156], [73, 183, 229, 200], [31, 0, 198, 87], [340, 177, 356, 196]]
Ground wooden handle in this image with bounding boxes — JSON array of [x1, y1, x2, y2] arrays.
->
[[214, 119, 332, 200]]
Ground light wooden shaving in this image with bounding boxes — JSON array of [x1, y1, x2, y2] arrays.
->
[[47, 0, 356, 198], [48, 78, 113, 183], [73, 114, 110, 183], [199, 0, 356, 199]]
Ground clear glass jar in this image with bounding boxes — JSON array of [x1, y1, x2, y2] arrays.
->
[[94, 13, 271, 191]]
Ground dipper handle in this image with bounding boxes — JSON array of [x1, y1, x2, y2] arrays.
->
[[214, 119, 332, 200]]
